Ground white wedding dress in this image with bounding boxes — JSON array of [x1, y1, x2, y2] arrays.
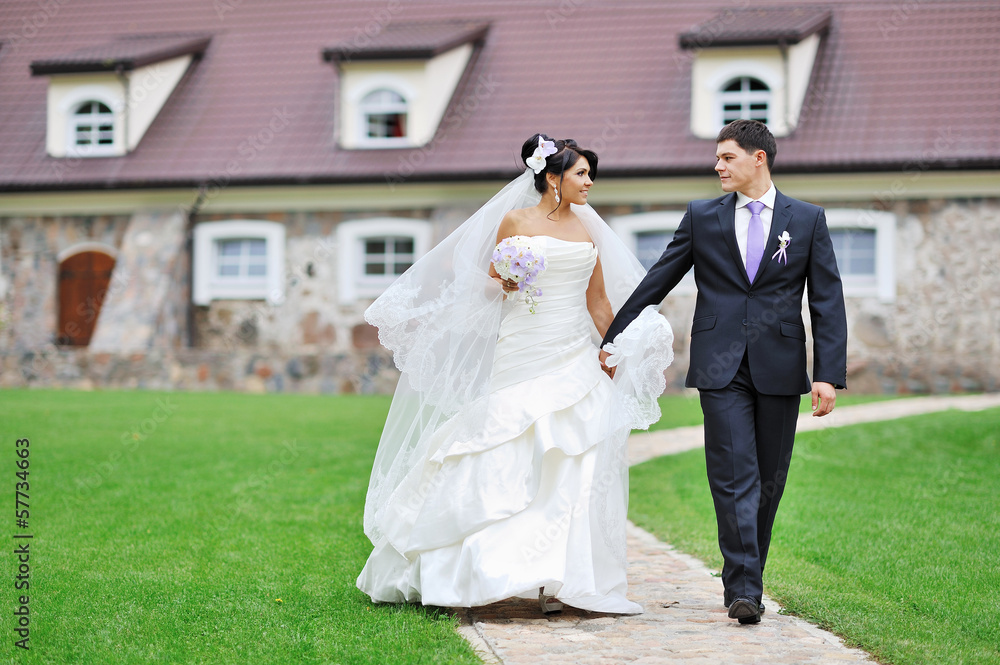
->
[[357, 236, 643, 614]]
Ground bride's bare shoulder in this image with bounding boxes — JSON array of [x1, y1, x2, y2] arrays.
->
[[498, 208, 532, 238], [504, 207, 537, 223]]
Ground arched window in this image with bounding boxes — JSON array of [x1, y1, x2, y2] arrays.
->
[[57, 249, 116, 346], [718, 77, 771, 127], [359, 88, 408, 142], [71, 101, 116, 155]]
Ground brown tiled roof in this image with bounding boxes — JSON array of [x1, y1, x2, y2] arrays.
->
[[30, 34, 212, 75], [679, 7, 832, 48], [0, 0, 997, 192], [322, 20, 490, 62]]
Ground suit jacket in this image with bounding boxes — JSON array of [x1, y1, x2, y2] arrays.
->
[[603, 189, 848, 395]]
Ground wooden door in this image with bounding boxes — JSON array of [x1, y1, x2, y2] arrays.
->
[[57, 251, 115, 346]]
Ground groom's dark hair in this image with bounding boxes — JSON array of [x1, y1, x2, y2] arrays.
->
[[716, 120, 776, 171]]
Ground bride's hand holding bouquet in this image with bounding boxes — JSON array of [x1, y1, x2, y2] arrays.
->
[[492, 235, 546, 313]]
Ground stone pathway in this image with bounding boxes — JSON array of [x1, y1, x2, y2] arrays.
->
[[455, 393, 1000, 664]]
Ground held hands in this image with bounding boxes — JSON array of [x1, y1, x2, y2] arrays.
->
[[811, 381, 837, 417], [598, 348, 615, 379]]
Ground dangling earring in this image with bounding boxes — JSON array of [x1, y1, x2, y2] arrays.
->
[[554, 187, 560, 203]]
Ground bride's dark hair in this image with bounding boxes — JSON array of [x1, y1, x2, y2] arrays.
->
[[520, 133, 599, 196]]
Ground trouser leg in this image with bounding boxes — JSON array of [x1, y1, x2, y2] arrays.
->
[[754, 391, 799, 574], [699, 355, 762, 601]]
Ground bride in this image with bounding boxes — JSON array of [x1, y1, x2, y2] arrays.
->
[[356, 134, 673, 615]]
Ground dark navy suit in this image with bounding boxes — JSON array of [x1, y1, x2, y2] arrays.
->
[[603, 189, 847, 602]]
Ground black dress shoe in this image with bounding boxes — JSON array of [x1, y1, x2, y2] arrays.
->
[[728, 596, 761, 624], [724, 590, 764, 614]]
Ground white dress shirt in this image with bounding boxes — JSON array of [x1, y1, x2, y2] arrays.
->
[[734, 182, 776, 269]]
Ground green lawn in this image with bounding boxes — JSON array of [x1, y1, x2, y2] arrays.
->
[[0, 390, 477, 665], [647, 392, 912, 431], [629, 407, 1000, 665], [4, 388, 992, 664]]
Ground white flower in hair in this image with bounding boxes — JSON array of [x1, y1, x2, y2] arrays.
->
[[526, 136, 557, 174]]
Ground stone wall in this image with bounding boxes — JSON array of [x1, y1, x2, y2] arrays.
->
[[844, 198, 1000, 393], [0, 213, 129, 351], [0, 346, 397, 394], [90, 209, 188, 352], [2, 197, 998, 395]]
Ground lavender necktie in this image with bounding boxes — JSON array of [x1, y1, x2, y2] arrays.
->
[[745, 200, 766, 281]]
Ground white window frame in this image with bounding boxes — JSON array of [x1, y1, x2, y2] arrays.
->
[[697, 59, 785, 137], [337, 218, 432, 303], [61, 89, 124, 157], [610, 212, 696, 295], [717, 76, 772, 129], [352, 79, 416, 148], [193, 220, 285, 305], [825, 209, 896, 303]]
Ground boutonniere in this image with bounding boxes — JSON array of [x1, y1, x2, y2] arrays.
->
[[771, 231, 791, 265]]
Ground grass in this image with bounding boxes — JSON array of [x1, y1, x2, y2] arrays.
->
[[647, 391, 914, 431], [629, 407, 1000, 665], [0, 389, 479, 665], [2, 388, 988, 664]]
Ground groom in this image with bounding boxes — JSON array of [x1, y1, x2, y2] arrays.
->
[[600, 119, 847, 624]]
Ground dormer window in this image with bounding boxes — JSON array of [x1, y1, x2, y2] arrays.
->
[[719, 77, 771, 127], [680, 8, 830, 139], [71, 101, 117, 156], [360, 89, 408, 144], [31, 34, 210, 158], [324, 21, 488, 150]]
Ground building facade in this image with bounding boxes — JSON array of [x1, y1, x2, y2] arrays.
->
[[1, 1, 998, 394]]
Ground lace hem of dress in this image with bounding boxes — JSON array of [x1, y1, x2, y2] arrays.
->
[[364, 279, 503, 409]]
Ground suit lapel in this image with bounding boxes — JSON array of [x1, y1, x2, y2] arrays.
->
[[752, 190, 792, 284], [715, 194, 746, 284]]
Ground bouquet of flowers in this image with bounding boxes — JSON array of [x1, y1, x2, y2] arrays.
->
[[492, 235, 547, 313]]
